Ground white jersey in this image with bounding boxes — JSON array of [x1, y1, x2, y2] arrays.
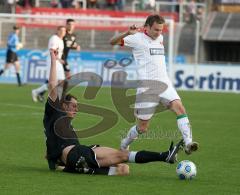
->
[[48, 34, 64, 59], [123, 32, 180, 120], [46, 34, 65, 81], [123, 32, 169, 82]]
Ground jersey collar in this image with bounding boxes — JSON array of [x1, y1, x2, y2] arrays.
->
[[144, 30, 154, 40]]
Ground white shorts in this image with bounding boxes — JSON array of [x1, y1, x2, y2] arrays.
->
[[134, 81, 180, 120], [46, 59, 65, 81]]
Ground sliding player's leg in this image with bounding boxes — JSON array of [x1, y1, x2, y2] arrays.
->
[[94, 140, 183, 167]]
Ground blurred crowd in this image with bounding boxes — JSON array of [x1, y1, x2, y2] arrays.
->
[[136, 0, 205, 23], [4, 0, 127, 10], [7, 0, 34, 8], [3, 0, 205, 23], [48, 0, 126, 10], [184, 0, 205, 23]]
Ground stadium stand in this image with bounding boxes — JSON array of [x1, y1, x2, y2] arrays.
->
[[2, 0, 239, 64], [202, 12, 240, 41], [201, 5, 240, 63]]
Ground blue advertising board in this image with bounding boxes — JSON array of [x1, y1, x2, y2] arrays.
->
[[1, 49, 239, 93]]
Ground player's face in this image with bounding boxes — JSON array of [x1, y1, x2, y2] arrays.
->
[[147, 22, 164, 40], [58, 27, 66, 39], [64, 98, 78, 118], [15, 29, 20, 35], [66, 21, 75, 33]]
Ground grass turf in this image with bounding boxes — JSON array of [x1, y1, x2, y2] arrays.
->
[[0, 83, 239, 194]]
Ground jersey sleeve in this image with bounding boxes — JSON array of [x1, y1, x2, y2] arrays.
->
[[7, 34, 19, 48], [122, 33, 139, 48], [45, 96, 62, 116], [48, 36, 59, 50], [13, 34, 19, 46]]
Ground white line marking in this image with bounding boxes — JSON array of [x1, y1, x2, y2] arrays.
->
[[0, 103, 44, 110], [0, 112, 42, 116]]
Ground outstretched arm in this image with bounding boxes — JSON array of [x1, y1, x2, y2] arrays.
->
[[71, 41, 81, 51], [48, 49, 58, 101], [109, 25, 139, 45]]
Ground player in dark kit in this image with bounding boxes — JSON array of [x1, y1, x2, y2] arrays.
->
[[44, 49, 184, 176], [62, 19, 81, 78]]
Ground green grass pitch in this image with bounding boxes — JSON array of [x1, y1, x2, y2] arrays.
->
[[0, 83, 239, 194]]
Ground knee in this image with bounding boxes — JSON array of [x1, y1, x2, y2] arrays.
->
[[118, 150, 129, 162], [116, 164, 129, 176], [138, 120, 149, 133]]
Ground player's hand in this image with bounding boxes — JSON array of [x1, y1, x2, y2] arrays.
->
[[76, 45, 81, 51], [50, 49, 58, 60], [128, 25, 139, 35], [58, 59, 65, 65], [16, 42, 23, 50]]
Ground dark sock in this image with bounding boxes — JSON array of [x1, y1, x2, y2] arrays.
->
[[16, 73, 22, 86], [135, 150, 169, 163], [0, 69, 4, 76], [39, 90, 47, 96]]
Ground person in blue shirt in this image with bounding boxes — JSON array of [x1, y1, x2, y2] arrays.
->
[[0, 25, 23, 86]]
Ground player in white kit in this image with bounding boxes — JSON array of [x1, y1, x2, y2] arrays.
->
[[110, 14, 198, 154], [32, 26, 66, 102]]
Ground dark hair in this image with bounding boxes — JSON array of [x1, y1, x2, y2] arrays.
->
[[66, 19, 75, 24], [144, 15, 165, 27], [62, 94, 78, 104], [13, 25, 20, 30]]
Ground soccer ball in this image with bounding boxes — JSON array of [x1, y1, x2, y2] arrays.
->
[[176, 160, 197, 180]]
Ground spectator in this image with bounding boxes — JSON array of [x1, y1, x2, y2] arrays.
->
[[138, 0, 155, 11], [148, 0, 155, 9], [50, 0, 59, 8], [60, 0, 73, 8], [106, 0, 117, 10], [196, 5, 204, 21], [17, 0, 34, 7], [97, 0, 106, 8], [170, 0, 178, 13], [72, 0, 85, 9], [116, 0, 125, 10], [7, 0, 17, 13], [187, 0, 197, 23], [87, 0, 97, 8]]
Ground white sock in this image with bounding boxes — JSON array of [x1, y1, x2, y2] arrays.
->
[[121, 125, 139, 148], [128, 151, 137, 163], [108, 166, 117, 176], [127, 125, 139, 139], [34, 84, 48, 94], [177, 114, 192, 146]]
